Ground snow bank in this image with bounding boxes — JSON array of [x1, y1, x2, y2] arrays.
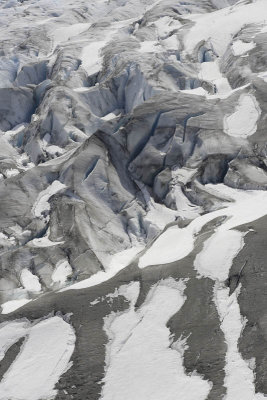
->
[[52, 259, 72, 286], [81, 41, 107, 75], [0, 316, 75, 400], [224, 94, 261, 138], [139, 224, 195, 268], [194, 229, 245, 281], [101, 278, 211, 400], [20, 269, 41, 292], [232, 40, 256, 56]]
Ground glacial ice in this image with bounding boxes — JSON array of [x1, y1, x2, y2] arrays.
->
[[0, 0, 267, 397]]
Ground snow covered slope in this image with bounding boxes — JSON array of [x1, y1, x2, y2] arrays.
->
[[0, 0, 267, 398]]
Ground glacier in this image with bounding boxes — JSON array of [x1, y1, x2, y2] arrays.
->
[[0, 0, 267, 399]]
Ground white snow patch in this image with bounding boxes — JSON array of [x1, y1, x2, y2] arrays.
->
[[139, 223, 195, 268], [199, 60, 222, 81], [139, 184, 267, 268], [257, 71, 267, 82], [185, 65, 250, 100], [224, 94, 261, 138], [0, 316, 75, 400], [183, 0, 267, 57], [138, 40, 161, 53], [194, 229, 246, 281], [80, 18, 138, 75], [214, 283, 266, 400], [0, 321, 30, 362], [101, 278, 211, 400], [90, 298, 101, 306], [1, 299, 32, 314], [45, 145, 65, 157], [81, 41, 107, 75], [28, 236, 65, 248], [199, 60, 232, 96], [194, 198, 266, 398], [0, 232, 16, 247], [144, 197, 178, 235], [27, 228, 65, 248], [32, 180, 66, 219], [90, 282, 140, 307], [3, 123, 26, 141], [137, 182, 178, 238], [115, 280, 140, 305], [232, 40, 256, 56], [20, 269, 41, 293], [101, 112, 119, 121], [150, 16, 182, 39], [107, 246, 143, 271], [52, 260, 72, 286], [182, 87, 207, 96], [161, 35, 179, 50], [170, 184, 202, 220], [61, 245, 143, 292], [74, 87, 93, 93], [5, 168, 20, 178], [16, 153, 35, 171], [203, 83, 251, 101]]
